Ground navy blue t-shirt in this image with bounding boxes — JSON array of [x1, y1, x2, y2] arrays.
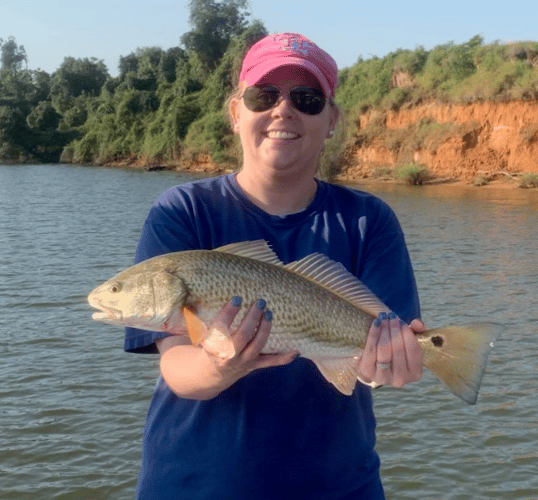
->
[[125, 174, 420, 500]]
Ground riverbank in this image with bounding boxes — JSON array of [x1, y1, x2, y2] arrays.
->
[[98, 98, 538, 189], [99, 155, 535, 191], [7, 98, 537, 190]]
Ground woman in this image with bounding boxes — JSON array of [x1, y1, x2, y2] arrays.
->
[[125, 33, 424, 499]]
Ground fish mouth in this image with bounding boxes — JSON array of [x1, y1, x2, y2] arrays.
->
[[88, 296, 122, 322]]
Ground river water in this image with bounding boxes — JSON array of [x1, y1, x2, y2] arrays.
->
[[0, 164, 536, 500]]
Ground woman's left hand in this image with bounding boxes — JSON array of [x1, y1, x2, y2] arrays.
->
[[357, 313, 424, 388]]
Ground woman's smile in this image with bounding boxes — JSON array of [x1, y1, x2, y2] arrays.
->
[[265, 130, 300, 140]]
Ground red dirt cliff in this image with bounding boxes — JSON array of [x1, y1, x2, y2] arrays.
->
[[342, 100, 538, 182]]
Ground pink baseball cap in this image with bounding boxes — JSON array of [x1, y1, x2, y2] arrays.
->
[[239, 33, 338, 97]]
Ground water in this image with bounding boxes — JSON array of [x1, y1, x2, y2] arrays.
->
[[353, 182, 538, 499], [1, 164, 536, 499]]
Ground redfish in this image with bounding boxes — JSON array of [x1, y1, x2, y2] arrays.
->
[[88, 240, 503, 403]]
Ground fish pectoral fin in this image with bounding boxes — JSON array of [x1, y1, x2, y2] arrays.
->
[[183, 306, 236, 359], [202, 321, 236, 360], [182, 306, 207, 347], [311, 357, 360, 396]]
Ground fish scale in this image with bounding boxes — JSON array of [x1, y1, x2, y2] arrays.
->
[[180, 252, 371, 351]]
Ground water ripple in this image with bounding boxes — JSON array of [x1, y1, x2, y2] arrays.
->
[[1, 166, 537, 499]]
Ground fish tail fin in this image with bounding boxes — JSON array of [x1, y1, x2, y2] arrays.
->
[[420, 323, 504, 404]]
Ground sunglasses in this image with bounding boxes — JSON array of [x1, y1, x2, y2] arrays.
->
[[241, 85, 327, 115]]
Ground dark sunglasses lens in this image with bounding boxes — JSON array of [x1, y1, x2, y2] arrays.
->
[[242, 86, 326, 115], [243, 87, 279, 112], [290, 88, 326, 115]]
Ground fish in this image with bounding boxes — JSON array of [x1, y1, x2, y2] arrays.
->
[[88, 240, 504, 404]]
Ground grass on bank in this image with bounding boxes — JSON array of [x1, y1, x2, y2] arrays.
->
[[519, 173, 538, 188], [393, 164, 431, 185]]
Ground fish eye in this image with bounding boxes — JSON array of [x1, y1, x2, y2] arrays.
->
[[110, 283, 122, 293]]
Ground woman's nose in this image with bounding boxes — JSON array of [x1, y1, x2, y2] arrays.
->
[[270, 93, 295, 117]]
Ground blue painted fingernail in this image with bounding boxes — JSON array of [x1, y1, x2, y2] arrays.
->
[[388, 312, 397, 320], [256, 299, 266, 310], [231, 296, 242, 307], [379, 312, 388, 321], [374, 318, 382, 327], [263, 310, 273, 322]]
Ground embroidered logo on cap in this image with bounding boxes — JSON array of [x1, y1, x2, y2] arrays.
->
[[277, 34, 314, 56]]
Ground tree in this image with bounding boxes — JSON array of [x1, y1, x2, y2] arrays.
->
[[160, 47, 187, 83], [27, 101, 61, 130], [0, 36, 27, 72], [181, 0, 250, 72], [118, 47, 186, 90], [119, 53, 140, 80], [50, 57, 109, 112]]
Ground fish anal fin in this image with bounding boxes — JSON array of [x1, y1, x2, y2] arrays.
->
[[182, 305, 207, 346], [311, 357, 360, 396]]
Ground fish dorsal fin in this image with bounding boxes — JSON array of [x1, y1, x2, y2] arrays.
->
[[285, 254, 390, 318], [214, 240, 284, 266]]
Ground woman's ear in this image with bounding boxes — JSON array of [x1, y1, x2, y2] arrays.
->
[[326, 103, 340, 139], [229, 98, 241, 133]]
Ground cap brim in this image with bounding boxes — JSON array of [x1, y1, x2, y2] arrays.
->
[[242, 58, 332, 97]]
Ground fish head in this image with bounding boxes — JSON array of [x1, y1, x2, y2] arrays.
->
[[88, 260, 187, 331]]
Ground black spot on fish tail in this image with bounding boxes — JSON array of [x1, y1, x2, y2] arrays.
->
[[431, 335, 444, 347]]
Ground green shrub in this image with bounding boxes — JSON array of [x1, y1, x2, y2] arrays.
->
[[519, 173, 538, 188], [183, 110, 237, 165], [381, 87, 412, 111], [394, 164, 430, 185], [473, 175, 489, 187], [71, 131, 99, 163], [392, 46, 428, 75]]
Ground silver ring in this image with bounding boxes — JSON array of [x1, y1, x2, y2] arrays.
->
[[376, 361, 392, 370]]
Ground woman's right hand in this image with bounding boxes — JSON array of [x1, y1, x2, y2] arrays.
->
[[157, 297, 299, 400]]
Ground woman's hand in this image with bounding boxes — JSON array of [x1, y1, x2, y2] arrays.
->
[[157, 297, 298, 400], [201, 296, 299, 382], [357, 312, 424, 388]]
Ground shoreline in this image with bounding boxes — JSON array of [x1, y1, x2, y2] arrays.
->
[[2, 158, 533, 191], [102, 158, 530, 191]]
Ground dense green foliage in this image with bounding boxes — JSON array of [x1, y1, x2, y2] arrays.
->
[[0, 37, 80, 162], [337, 35, 538, 117], [1, 16, 538, 171]]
